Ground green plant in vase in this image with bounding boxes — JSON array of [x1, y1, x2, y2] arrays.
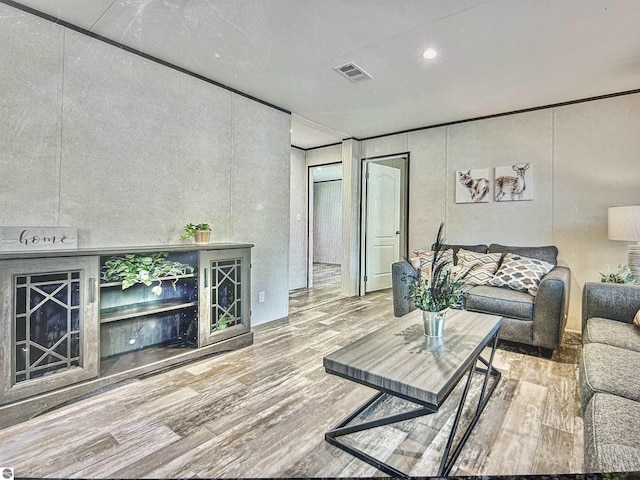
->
[[600, 263, 638, 285], [404, 223, 468, 336], [181, 223, 211, 243], [101, 252, 194, 296]]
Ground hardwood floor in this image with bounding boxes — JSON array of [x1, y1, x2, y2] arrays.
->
[[289, 262, 342, 315], [0, 267, 584, 478]]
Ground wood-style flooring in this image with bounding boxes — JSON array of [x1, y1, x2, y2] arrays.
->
[[0, 263, 584, 477]]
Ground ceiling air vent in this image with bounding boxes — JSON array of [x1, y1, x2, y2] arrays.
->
[[334, 62, 372, 83]]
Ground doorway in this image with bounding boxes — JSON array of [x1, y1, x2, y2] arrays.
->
[[308, 163, 343, 293], [361, 154, 409, 294]]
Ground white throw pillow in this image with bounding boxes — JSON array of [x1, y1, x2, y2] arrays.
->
[[409, 257, 421, 270]]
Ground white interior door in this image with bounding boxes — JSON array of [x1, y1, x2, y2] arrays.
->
[[365, 162, 401, 292]]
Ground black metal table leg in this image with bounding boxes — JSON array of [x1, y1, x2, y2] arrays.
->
[[325, 330, 502, 478], [437, 331, 501, 475], [325, 391, 436, 478]]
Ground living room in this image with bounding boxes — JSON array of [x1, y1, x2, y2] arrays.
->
[[292, 89, 640, 334], [1, 0, 640, 478]]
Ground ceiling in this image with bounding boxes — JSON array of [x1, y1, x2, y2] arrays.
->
[[10, 0, 640, 149]]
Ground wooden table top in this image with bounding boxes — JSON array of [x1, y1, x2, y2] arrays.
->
[[323, 309, 502, 407]]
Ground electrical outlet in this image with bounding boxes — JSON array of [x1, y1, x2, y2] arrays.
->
[[258, 291, 266, 303]]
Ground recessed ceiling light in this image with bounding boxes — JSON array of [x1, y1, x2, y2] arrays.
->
[[422, 48, 438, 60]]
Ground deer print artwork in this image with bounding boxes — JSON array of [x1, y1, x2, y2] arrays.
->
[[455, 169, 491, 203], [494, 163, 532, 201]]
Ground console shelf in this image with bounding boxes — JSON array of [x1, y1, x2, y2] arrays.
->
[[100, 273, 196, 289], [100, 299, 198, 323]]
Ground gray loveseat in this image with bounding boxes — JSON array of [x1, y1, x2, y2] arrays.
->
[[391, 243, 571, 354], [579, 282, 640, 473]]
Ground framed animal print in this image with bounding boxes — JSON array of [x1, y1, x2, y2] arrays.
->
[[456, 168, 491, 203], [494, 163, 533, 202]]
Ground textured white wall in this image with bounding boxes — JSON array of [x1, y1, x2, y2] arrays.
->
[[340, 140, 361, 296], [361, 134, 409, 160], [445, 110, 554, 247], [0, 9, 62, 226], [289, 148, 308, 290], [0, 5, 291, 326], [406, 129, 447, 253], [307, 144, 342, 166], [59, 30, 234, 247], [231, 95, 291, 325], [553, 95, 640, 331]]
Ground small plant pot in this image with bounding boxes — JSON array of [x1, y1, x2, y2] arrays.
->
[[422, 309, 448, 337], [194, 230, 211, 244]]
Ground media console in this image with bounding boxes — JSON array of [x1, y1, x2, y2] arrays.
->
[[0, 243, 253, 428]]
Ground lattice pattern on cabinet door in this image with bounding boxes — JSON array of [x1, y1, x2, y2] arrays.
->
[[210, 259, 242, 332], [13, 271, 82, 383]]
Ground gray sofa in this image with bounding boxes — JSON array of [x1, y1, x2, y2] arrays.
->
[[391, 243, 571, 354], [579, 282, 640, 473]]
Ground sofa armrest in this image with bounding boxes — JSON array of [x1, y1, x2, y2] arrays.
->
[[391, 260, 417, 317], [582, 282, 640, 332], [532, 266, 571, 349]]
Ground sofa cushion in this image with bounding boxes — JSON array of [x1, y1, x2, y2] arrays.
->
[[580, 343, 640, 406], [456, 249, 503, 286], [489, 253, 554, 296], [465, 285, 534, 321], [488, 243, 558, 266], [583, 393, 640, 473], [413, 248, 454, 280], [408, 257, 421, 270], [584, 316, 640, 352]]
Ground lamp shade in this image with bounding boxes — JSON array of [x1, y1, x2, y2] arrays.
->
[[608, 205, 640, 242]]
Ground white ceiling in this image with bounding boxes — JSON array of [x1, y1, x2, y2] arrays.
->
[[11, 0, 640, 149]]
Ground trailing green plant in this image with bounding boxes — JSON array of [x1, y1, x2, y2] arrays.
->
[[404, 223, 468, 312], [100, 252, 194, 296], [600, 263, 638, 285], [180, 223, 211, 240], [217, 314, 231, 330]]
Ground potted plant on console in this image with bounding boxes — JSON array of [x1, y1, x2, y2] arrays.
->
[[405, 223, 467, 336], [181, 223, 211, 244], [101, 252, 194, 297]]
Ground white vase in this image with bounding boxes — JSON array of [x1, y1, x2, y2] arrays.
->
[[421, 309, 448, 337]]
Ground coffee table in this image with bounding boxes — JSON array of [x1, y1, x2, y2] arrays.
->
[[323, 309, 502, 477]]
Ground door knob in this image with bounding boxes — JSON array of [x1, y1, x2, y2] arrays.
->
[[396, 231, 401, 235]]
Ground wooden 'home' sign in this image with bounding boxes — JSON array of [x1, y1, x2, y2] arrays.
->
[[0, 227, 78, 252]]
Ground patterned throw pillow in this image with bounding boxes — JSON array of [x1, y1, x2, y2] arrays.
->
[[490, 253, 554, 296], [634, 309, 640, 328], [413, 249, 454, 280], [456, 249, 503, 286]]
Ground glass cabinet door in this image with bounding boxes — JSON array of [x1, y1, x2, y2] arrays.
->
[[0, 256, 100, 405], [198, 249, 251, 348]]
